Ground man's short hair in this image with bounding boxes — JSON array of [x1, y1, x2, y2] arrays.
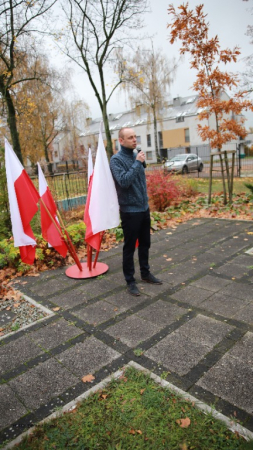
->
[[118, 127, 131, 139]]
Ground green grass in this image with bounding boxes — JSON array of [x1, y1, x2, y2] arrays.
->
[[15, 367, 251, 450], [194, 177, 253, 195]]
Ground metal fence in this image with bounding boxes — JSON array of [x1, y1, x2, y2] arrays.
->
[[28, 146, 253, 212], [163, 143, 253, 178], [31, 170, 88, 212]]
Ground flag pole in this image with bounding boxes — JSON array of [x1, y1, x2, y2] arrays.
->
[[39, 197, 83, 272], [54, 208, 83, 272], [93, 232, 104, 268]]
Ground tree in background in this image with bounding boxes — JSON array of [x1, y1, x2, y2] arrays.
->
[[0, 0, 56, 163], [60, 98, 90, 161], [0, 145, 11, 239], [168, 3, 253, 204], [15, 55, 65, 171], [57, 0, 148, 157], [119, 43, 178, 162]]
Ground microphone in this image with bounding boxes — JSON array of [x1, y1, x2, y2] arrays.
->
[[136, 146, 146, 168]]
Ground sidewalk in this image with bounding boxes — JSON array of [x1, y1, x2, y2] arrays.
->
[[0, 218, 253, 447]]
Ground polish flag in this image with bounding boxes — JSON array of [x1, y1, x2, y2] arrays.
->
[[84, 123, 120, 251], [5, 139, 40, 265], [37, 163, 68, 257]]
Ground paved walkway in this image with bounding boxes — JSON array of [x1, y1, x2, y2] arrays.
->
[[0, 218, 253, 447]]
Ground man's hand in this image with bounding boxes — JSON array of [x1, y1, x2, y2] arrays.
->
[[136, 151, 146, 164]]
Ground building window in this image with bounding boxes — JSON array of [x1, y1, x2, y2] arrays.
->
[[146, 151, 153, 160], [147, 134, 151, 147], [176, 116, 184, 123], [158, 131, 163, 148], [54, 151, 58, 157], [184, 128, 190, 143], [136, 136, 141, 144]]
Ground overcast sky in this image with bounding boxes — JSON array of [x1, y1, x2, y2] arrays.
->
[[56, 0, 253, 126]]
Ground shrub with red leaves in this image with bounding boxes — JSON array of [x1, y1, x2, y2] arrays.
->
[[146, 170, 180, 212]]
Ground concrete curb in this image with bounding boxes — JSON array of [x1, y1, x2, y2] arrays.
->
[[3, 361, 253, 449]]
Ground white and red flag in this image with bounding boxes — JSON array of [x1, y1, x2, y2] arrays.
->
[[37, 163, 68, 258], [84, 123, 120, 251], [5, 139, 40, 265]]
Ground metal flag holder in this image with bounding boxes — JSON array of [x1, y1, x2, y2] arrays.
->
[[65, 233, 109, 279], [40, 198, 108, 280]]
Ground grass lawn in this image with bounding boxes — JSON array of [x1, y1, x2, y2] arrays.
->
[[14, 367, 252, 450], [191, 177, 253, 195]]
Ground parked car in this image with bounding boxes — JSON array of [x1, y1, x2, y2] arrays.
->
[[163, 153, 204, 174]]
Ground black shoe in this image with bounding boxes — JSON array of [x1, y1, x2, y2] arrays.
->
[[127, 283, 141, 296], [141, 273, 163, 285]]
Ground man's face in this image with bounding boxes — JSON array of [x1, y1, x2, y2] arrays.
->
[[119, 128, 137, 149]]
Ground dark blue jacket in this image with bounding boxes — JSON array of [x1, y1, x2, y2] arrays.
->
[[110, 145, 149, 212]]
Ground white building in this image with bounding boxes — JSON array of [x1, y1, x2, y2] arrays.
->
[[50, 92, 245, 165]]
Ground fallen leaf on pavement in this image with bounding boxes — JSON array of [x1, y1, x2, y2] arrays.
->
[[82, 374, 95, 383]]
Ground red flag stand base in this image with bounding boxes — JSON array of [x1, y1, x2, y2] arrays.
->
[[65, 261, 109, 279]]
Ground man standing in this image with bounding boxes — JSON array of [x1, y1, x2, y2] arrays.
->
[[110, 127, 162, 296]]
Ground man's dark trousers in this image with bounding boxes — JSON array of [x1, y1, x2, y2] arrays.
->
[[120, 208, 150, 284]]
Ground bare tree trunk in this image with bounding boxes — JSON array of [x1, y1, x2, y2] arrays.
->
[[2, 87, 24, 164], [218, 152, 227, 205], [103, 108, 113, 157], [153, 108, 160, 163], [208, 153, 213, 204]]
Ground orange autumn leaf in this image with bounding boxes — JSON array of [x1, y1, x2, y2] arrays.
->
[[81, 374, 95, 383], [176, 417, 191, 428], [129, 429, 135, 435], [52, 307, 60, 311]]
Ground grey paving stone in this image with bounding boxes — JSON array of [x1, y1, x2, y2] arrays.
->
[[136, 300, 188, 327], [159, 269, 197, 287], [0, 335, 44, 375], [216, 241, 249, 257], [9, 358, 78, 410], [149, 255, 173, 272], [104, 289, 147, 310], [106, 315, 160, 347], [190, 275, 232, 292], [0, 384, 28, 430], [50, 289, 91, 309], [233, 303, 253, 325], [227, 332, 253, 363], [219, 282, 253, 302], [200, 292, 249, 318], [145, 315, 233, 376], [99, 254, 122, 272], [29, 318, 84, 350], [56, 336, 120, 377], [138, 279, 172, 297], [72, 300, 126, 325], [228, 254, 253, 267], [77, 274, 121, 297], [213, 263, 250, 279], [170, 285, 213, 306], [28, 278, 72, 297], [197, 355, 253, 414], [172, 314, 233, 347], [146, 333, 209, 376]]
